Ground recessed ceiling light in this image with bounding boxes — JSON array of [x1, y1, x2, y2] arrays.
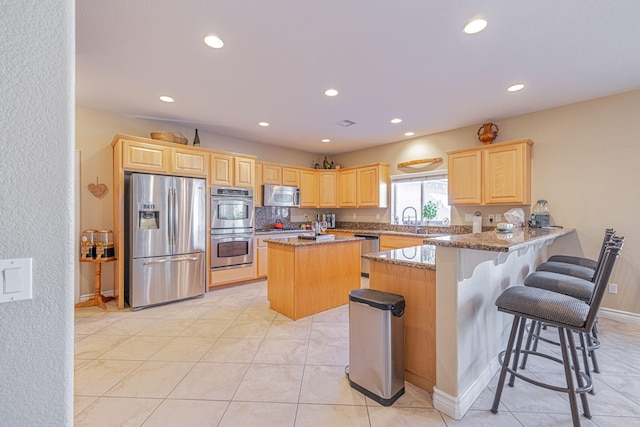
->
[[325, 89, 339, 97], [204, 35, 224, 49], [390, 118, 402, 124], [258, 122, 270, 127], [507, 83, 525, 92], [321, 139, 331, 143], [159, 95, 174, 103], [404, 132, 415, 137], [464, 18, 488, 34]]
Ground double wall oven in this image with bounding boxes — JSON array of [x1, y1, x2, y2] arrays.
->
[[210, 186, 254, 270]]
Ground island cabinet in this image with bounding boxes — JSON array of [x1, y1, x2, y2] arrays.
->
[[368, 258, 436, 393], [447, 139, 532, 206], [379, 234, 428, 251], [266, 237, 361, 320], [210, 152, 255, 189], [299, 169, 319, 207]]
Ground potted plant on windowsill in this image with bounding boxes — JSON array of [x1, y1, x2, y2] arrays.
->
[[422, 201, 438, 225]]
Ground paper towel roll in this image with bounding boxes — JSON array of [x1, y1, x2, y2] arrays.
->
[[472, 216, 482, 233]]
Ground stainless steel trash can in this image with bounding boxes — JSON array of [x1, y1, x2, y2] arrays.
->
[[347, 289, 405, 406]]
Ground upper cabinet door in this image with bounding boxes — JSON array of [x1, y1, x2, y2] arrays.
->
[[122, 140, 170, 172], [234, 156, 255, 188], [170, 147, 209, 177], [483, 142, 531, 205], [357, 165, 388, 208], [282, 167, 301, 187], [338, 169, 357, 207], [262, 164, 282, 185], [210, 153, 234, 186], [300, 170, 319, 208], [448, 150, 482, 205], [318, 171, 338, 207]]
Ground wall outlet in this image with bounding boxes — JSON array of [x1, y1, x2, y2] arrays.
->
[[495, 214, 502, 222], [352, 213, 357, 219], [465, 214, 473, 222], [488, 214, 495, 223], [609, 283, 618, 294], [375, 213, 380, 220]]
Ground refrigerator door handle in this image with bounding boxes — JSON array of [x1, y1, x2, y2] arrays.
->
[[143, 256, 200, 265], [172, 187, 178, 249], [167, 186, 173, 251]]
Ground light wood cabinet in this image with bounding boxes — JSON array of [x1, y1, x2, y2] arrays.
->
[[448, 150, 482, 205], [379, 234, 427, 251], [210, 153, 255, 188], [447, 139, 532, 206], [483, 142, 530, 204], [318, 171, 338, 207], [282, 167, 301, 187], [171, 147, 209, 177], [369, 260, 436, 392], [357, 165, 389, 208], [256, 236, 268, 278], [300, 169, 319, 208], [234, 156, 255, 188], [122, 139, 170, 172], [262, 164, 282, 185], [338, 169, 357, 207], [210, 153, 234, 186]]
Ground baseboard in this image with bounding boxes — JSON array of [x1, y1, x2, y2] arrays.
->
[[599, 307, 640, 325], [77, 290, 114, 302], [432, 356, 500, 420]]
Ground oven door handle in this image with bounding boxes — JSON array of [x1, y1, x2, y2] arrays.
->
[[143, 256, 200, 265]]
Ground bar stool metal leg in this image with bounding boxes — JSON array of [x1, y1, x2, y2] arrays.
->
[[491, 315, 522, 414]]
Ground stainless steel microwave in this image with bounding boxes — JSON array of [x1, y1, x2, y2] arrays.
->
[[263, 184, 300, 207]]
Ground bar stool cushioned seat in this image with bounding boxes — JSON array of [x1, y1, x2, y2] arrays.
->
[[535, 261, 595, 281], [523, 271, 593, 301]]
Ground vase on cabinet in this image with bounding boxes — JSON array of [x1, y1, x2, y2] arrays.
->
[[477, 123, 499, 144]]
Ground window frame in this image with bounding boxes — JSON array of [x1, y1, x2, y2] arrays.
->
[[390, 169, 450, 226]]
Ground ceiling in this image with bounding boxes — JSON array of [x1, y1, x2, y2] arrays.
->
[[76, 1, 640, 155]]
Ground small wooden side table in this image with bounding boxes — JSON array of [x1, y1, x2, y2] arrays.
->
[[75, 257, 116, 309]]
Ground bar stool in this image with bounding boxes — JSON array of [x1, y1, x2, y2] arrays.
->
[[535, 228, 615, 280], [491, 239, 623, 427], [520, 230, 617, 375]]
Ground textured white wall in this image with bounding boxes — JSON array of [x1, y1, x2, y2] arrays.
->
[[0, 0, 74, 425]]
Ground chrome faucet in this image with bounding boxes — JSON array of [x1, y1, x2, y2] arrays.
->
[[402, 206, 419, 233]]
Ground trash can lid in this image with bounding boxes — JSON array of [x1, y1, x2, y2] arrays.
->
[[349, 289, 405, 316]]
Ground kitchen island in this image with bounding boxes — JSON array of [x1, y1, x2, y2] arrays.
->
[[265, 235, 363, 320], [365, 227, 576, 420]]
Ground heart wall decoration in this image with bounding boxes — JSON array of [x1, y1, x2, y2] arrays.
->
[[88, 177, 108, 199]]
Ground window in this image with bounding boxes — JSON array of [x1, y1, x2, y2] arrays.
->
[[391, 170, 450, 226]]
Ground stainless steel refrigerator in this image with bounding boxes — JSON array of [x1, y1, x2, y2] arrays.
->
[[125, 173, 206, 309]]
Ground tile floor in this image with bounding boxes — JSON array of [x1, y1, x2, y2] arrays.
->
[[75, 280, 640, 426]]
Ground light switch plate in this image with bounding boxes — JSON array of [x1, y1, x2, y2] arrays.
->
[[0, 258, 32, 303]]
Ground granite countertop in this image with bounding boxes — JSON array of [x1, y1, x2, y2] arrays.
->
[[263, 235, 364, 246], [331, 228, 450, 239], [255, 229, 312, 236], [363, 245, 436, 271], [425, 227, 575, 252]]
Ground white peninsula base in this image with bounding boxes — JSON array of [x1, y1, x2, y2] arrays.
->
[[429, 229, 576, 419]]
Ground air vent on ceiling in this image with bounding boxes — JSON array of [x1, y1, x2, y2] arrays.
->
[[336, 119, 356, 127]]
